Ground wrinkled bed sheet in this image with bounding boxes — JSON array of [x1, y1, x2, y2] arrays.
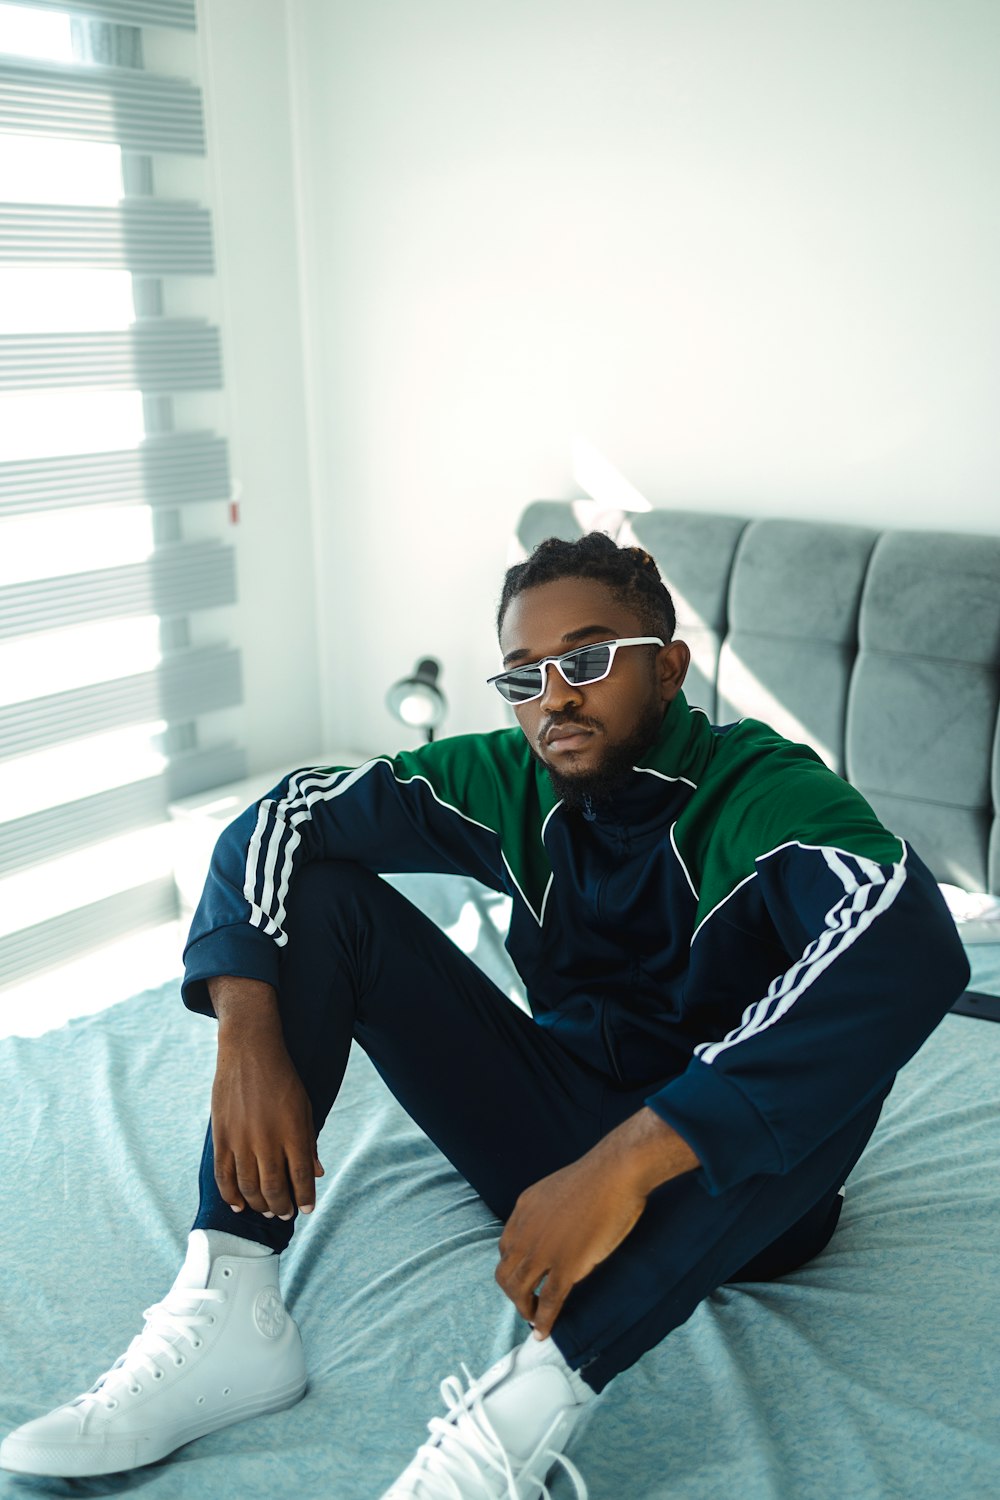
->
[[1, 874, 998, 1500]]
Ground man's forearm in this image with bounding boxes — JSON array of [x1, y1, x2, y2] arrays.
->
[[207, 976, 283, 1041], [590, 1105, 700, 1196]]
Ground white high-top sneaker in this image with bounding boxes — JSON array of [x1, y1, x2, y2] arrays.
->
[[0, 1230, 307, 1478], [382, 1334, 593, 1499]]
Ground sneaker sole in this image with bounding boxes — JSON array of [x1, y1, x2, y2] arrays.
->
[[0, 1375, 308, 1478]]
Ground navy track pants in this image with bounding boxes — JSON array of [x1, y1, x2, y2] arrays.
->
[[193, 860, 884, 1392]]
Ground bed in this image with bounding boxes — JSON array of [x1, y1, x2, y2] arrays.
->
[[2, 507, 999, 1498]]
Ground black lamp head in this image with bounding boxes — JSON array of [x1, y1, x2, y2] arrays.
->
[[386, 657, 447, 742]]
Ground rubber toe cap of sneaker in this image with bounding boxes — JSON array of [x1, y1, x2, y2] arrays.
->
[[4, 1406, 85, 1445], [1, 1411, 139, 1480]]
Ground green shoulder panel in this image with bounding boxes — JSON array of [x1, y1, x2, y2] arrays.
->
[[675, 718, 905, 926], [383, 730, 557, 920]]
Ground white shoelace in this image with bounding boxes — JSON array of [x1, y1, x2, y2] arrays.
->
[[72, 1287, 227, 1413], [400, 1362, 588, 1500]]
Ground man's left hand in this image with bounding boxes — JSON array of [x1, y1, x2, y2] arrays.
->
[[495, 1107, 700, 1339], [496, 1154, 647, 1339]]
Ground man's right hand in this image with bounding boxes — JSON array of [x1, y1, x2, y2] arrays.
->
[[207, 976, 325, 1220]]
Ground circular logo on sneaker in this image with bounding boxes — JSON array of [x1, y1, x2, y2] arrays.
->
[[253, 1288, 286, 1339]]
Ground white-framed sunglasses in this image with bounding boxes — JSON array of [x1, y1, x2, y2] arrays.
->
[[488, 637, 665, 705]]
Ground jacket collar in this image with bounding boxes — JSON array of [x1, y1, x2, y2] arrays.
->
[[637, 690, 714, 785], [535, 689, 714, 828]]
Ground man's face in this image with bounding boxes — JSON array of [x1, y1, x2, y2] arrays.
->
[[497, 576, 689, 808]]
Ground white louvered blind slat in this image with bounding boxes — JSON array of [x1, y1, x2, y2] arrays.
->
[[0, 645, 243, 760], [0, 434, 230, 514], [0, 200, 214, 272], [18, 1, 196, 30], [0, 58, 205, 153], [0, 539, 237, 637], [0, 323, 223, 390], [2, 739, 247, 879], [1, 777, 165, 876]]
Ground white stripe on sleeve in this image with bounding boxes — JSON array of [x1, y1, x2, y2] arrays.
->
[[695, 845, 907, 1065]]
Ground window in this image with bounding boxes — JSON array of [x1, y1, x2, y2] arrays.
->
[[0, 0, 244, 995]]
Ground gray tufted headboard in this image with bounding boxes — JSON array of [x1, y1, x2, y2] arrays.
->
[[515, 503, 1000, 896]]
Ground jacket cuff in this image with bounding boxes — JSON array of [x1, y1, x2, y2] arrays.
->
[[645, 1059, 783, 1196], [181, 925, 282, 1017]]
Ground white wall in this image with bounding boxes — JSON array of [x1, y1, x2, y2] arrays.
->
[[189, 0, 323, 773], [202, 0, 1000, 762]]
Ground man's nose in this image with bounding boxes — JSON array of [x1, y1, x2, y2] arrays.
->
[[538, 660, 584, 711]]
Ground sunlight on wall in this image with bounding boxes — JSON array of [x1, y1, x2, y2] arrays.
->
[[0, 3, 73, 62], [0, 616, 163, 707], [0, 133, 122, 204], [0, 723, 168, 822], [0, 268, 136, 333], [0, 504, 156, 587], [0, 822, 176, 938], [0, 391, 145, 461], [571, 435, 653, 515]]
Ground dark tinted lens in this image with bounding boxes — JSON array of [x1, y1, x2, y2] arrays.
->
[[497, 667, 544, 703], [562, 644, 612, 684], [495, 643, 614, 702]]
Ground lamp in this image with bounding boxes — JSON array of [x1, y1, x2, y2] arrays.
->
[[386, 657, 447, 743]]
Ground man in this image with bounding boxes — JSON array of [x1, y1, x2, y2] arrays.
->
[[2, 533, 969, 1497]]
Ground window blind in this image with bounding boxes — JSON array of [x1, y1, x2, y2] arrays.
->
[[0, 433, 230, 513], [0, 200, 214, 270], [0, 56, 205, 152], [17, 1, 195, 30], [0, 1, 245, 991], [0, 322, 224, 389]]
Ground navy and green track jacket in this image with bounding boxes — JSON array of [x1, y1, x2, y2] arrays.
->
[[182, 691, 970, 1197]]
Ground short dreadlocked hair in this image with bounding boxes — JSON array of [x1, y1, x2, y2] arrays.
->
[[496, 531, 676, 643]]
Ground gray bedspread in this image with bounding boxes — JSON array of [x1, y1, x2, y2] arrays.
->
[[2, 875, 998, 1500]]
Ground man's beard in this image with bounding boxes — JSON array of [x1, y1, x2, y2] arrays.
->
[[532, 696, 666, 810]]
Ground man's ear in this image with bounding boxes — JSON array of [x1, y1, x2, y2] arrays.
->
[[658, 640, 690, 703]]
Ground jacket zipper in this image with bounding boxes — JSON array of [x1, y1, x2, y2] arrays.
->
[[601, 999, 625, 1082]]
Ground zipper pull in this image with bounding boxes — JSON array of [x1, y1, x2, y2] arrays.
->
[[582, 794, 597, 822]]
